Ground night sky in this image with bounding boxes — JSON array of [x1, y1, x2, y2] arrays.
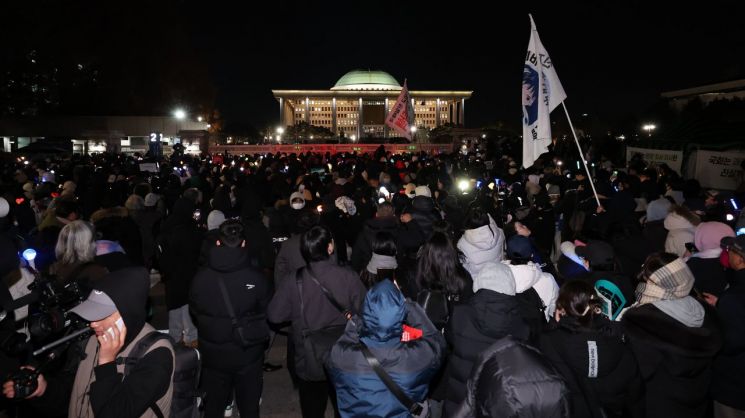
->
[[5, 1, 745, 133]]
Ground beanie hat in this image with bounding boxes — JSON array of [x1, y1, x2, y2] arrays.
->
[[694, 221, 734, 252], [415, 185, 432, 198], [144, 193, 160, 207], [473, 262, 516, 295], [207, 210, 226, 231]]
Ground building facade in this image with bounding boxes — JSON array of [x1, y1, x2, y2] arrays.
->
[[272, 70, 472, 140]]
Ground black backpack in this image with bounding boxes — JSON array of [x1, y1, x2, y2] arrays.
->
[[416, 289, 450, 331], [119, 332, 202, 418], [515, 288, 546, 344]]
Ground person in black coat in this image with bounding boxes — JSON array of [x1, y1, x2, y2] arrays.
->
[[539, 280, 644, 418], [453, 336, 570, 418], [190, 220, 271, 418], [710, 236, 745, 417], [622, 253, 723, 418], [267, 225, 367, 418], [444, 261, 530, 415], [158, 197, 204, 346], [405, 186, 442, 241]]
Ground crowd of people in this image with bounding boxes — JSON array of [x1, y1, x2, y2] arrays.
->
[[0, 144, 743, 418]]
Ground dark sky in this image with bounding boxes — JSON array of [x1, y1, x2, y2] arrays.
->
[[5, 1, 745, 133]]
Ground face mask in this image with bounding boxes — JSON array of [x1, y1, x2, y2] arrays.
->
[[508, 168, 518, 175], [291, 202, 305, 210]]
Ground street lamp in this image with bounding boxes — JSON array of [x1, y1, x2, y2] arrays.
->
[[642, 123, 656, 137], [276, 127, 285, 135], [350, 134, 357, 142], [173, 109, 186, 120], [197, 116, 203, 122]]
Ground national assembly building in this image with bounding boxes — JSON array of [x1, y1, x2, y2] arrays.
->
[[272, 69, 472, 140]]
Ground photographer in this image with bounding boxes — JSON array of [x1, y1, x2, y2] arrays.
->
[[190, 219, 271, 418], [2, 267, 175, 418]]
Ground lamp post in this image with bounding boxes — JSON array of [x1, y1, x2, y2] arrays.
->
[[173, 109, 186, 120], [642, 123, 656, 137]]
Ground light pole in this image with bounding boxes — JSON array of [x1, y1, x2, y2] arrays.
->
[[410, 126, 418, 142], [276, 127, 284, 144], [173, 109, 186, 120], [642, 123, 656, 137]]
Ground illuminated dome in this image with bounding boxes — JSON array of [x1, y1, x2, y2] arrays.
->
[[331, 70, 402, 91]]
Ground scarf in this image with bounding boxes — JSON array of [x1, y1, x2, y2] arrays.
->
[[366, 253, 398, 275], [636, 257, 694, 305]]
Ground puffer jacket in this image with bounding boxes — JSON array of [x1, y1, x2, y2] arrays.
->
[[664, 212, 696, 257], [444, 289, 530, 414], [539, 317, 644, 418], [505, 261, 559, 321], [453, 336, 570, 418], [328, 280, 445, 418], [457, 214, 505, 278], [408, 196, 441, 240]]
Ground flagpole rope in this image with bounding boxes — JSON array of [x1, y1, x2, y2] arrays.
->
[[561, 101, 602, 208]]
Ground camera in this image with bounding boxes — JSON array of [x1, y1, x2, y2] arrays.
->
[[19, 273, 87, 341], [7, 368, 38, 399]]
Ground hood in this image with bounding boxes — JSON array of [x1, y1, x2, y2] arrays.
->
[[664, 212, 695, 231], [470, 289, 522, 338], [207, 245, 249, 273], [646, 198, 672, 222], [90, 206, 129, 224], [504, 262, 541, 293], [411, 195, 435, 212], [694, 221, 734, 252], [365, 216, 398, 232], [93, 267, 150, 348], [162, 198, 196, 230], [360, 280, 406, 347], [462, 219, 500, 251], [652, 296, 704, 327]]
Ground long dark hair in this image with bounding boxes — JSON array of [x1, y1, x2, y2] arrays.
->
[[556, 280, 603, 329], [415, 232, 469, 295]]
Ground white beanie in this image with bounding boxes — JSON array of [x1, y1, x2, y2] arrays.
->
[[0, 198, 8, 218], [207, 210, 226, 231], [473, 262, 516, 295], [144, 193, 160, 207], [415, 185, 432, 198]]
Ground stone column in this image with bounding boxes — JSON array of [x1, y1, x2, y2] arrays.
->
[[357, 97, 363, 140], [384, 97, 389, 138], [436, 98, 441, 126], [305, 98, 310, 124], [332, 97, 337, 137], [460, 98, 465, 126], [278, 97, 284, 128]]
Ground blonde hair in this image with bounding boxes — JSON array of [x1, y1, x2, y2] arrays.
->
[[55, 220, 96, 265]]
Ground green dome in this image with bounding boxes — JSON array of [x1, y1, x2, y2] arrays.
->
[[331, 70, 402, 91]]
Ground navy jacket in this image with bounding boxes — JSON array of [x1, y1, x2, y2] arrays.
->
[[328, 280, 445, 418]]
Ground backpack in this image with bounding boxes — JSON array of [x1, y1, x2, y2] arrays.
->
[[416, 289, 450, 331], [515, 288, 546, 344], [119, 332, 202, 418]]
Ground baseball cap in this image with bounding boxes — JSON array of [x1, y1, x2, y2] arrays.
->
[[722, 235, 745, 255], [144, 193, 159, 207], [506, 235, 533, 260], [69, 290, 117, 321], [0, 198, 8, 218], [575, 240, 614, 266]]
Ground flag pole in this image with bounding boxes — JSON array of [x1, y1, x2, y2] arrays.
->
[[561, 101, 601, 207]]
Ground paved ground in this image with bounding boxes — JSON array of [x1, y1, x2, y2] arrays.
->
[[149, 280, 334, 418]]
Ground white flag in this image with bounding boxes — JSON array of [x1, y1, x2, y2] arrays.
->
[[386, 80, 414, 140], [522, 14, 566, 168]]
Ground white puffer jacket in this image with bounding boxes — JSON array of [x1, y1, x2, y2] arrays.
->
[[664, 212, 696, 257], [458, 214, 505, 278], [503, 261, 559, 321]]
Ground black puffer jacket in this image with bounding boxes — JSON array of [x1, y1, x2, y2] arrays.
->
[[444, 289, 530, 414], [539, 317, 644, 418], [453, 336, 570, 418], [622, 301, 723, 418], [407, 196, 441, 240], [350, 215, 425, 272], [190, 245, 270, 369]]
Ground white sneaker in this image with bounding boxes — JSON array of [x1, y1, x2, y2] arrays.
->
[[224, 401, 234, 417]]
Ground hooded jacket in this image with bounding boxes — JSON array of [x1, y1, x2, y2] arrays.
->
[[711, 269, 745, 410], [328, 280, 445, 418], [504, 261, 559, 321], [190, 244, 271, 369], [407, 196, 441, 240], [267, 259, 367, 381], [444, 288, 530, 414], [664, 212, 696, 257], [157, 198, 205, 309], [622, 299, 723, 418], [458, 215, 505, 277], [539, 317, 644, 418], [350, 215, 424, 272], [32, 267, 174, 418], [453, 336, 570, 418]]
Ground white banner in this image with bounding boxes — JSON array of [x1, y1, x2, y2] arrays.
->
[[625, 146, 684, 174], [522, 14, 566, 169], [385, 80, 414, 140], [695, 150, 745, 190]]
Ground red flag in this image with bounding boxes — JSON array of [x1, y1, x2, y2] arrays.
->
[[385, 80, 414, 140]]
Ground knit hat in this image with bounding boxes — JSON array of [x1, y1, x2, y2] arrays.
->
[[473, 262, 516, 295], [404, 183, 416, 197], [0, 198, 8, 218], [207, 210, 226, 231], [694, 222, 734, 252], [335, 196, 357, 216], [636, 257, 695, 305], [144, 193, 159, 207], [415, 185, 432, 198], [290, 191, 305, 203]]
